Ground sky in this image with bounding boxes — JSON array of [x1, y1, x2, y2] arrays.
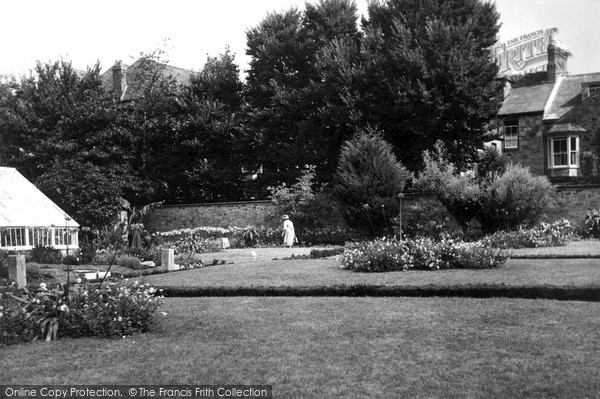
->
[[1, 0, 599, 78]]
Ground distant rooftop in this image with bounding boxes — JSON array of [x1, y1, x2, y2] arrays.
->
[[101, 58, 193, 101]]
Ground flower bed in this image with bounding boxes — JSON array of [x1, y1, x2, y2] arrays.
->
[[339, 236, 508, 272], [479, 219, 573, 249], [0, 279, 165, 346]]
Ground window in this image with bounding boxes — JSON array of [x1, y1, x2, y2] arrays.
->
[[589, 83, 600, 96], [549, 136, 578, 168], [29, 227, 51, 247], [0, 228, 26, 248], [504, 121, 519, 149], [54, 228, 76, 246]]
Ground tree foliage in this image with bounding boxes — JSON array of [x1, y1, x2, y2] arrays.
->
[[333, 128, 411, 237], [358, 0, 503, 170], [245, 0, 362, 189], [412, 141, 481, 233], [413, 142, 554, 234]]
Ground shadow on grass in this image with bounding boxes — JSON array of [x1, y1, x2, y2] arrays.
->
[[159, 284, 600, 302]]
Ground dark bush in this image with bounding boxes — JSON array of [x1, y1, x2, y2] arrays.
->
[[78, 242, 96, 264], [117, 255, 142, 270], [30, 245, 62, 264], [309, 247, 345, 258], [333, 128, 411, 237]]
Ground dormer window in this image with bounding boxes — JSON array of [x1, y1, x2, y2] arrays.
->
[[582, 82, 600, 100]]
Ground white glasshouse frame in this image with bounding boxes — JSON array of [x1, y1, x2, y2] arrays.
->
[[0, 226, 79, 251]]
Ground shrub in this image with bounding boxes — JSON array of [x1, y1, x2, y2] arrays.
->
[[65, 280, 164, 338], [339, 239, 410, 272], [92, 251, 119, 265], [62, 254, 80, 265], [0, 278, 165, 346], [480, 219, 573, 249], [339, 236, 508, 272], [29, 245, 62, 264], [582, 209, 600, 238], [130, 246, 159, 263], [242, 227, 260, 247], [333, 128, 411, 237], [401, 198, 462, 240], [412, 141, 481, 234], [268, 166, 347, 235], [0, 250, 10, 279], [479, 164, 554, 233], [78, 241, 96, 264], [117, 255, 142, 270], [309, 247, 345, 258]]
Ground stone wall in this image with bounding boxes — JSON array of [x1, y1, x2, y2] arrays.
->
[[546, 184, 600, 225], [143, 185, 600, 234], [144, 201, 277, 232], [503, 114, 545, 175]]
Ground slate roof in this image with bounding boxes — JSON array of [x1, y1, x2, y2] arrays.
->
[[546, 123, 586, 133], [498, 72, 556, 116], [101, 59, 193, 101], [544, 72, 600, 120], [0, 167, 79, 228], [499, 71, 600, 120]]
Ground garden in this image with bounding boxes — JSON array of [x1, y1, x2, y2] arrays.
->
[[2, 137, 600, 398]]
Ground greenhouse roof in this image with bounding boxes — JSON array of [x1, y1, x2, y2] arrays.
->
[[0, 167, 79, 228]]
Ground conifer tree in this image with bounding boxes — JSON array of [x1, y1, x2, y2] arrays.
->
[[333, 128, 411, 237]]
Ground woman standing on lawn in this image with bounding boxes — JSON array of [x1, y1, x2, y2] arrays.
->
[[282, 215, 297, 247]]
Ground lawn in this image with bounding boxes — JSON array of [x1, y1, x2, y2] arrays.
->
[[138, 256, 600, 290], [2, 297, 600, 398]]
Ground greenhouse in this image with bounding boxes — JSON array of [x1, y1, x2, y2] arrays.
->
[[0, 167, 79, 252]]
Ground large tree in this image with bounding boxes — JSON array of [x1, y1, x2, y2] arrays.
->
[[357, 0, 503, 170], [163, 49, 249, 202], [0, 61, 141, 227], [245, 0, 362, 190]]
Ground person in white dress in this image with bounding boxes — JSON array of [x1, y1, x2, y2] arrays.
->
[[282, 215, 297, 247]]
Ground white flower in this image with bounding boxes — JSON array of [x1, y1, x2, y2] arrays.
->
[[76, 278, 82, 284], [59, 304, 68, 312], [39, 283, 47, 291]]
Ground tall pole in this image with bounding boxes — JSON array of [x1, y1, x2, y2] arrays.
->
[[397, 193, 404, 242], [65, 215, 71, 296]]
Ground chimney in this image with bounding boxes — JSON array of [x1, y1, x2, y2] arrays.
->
[[547, 34, 569, 82], [111, 60, 126, 100]]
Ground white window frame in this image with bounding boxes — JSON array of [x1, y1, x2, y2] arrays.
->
[[548, 136, 579, 169], [589, 84, 600, 96], [0, 226, 79, 250], [504, 122, 519, 150]]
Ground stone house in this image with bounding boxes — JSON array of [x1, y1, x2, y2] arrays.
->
[[495, 41, 600, 184]]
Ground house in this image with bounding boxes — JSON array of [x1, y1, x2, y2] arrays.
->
[[0, 167, 79, 252], [101, 58, 193, 101], [494, 32, 600, 184]]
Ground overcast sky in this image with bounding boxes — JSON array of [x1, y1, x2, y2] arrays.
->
[[1, 0, 599, 78]]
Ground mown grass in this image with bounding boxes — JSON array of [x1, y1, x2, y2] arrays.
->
[[139, 257, 600, 290], [2, 297, 600, 398]]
